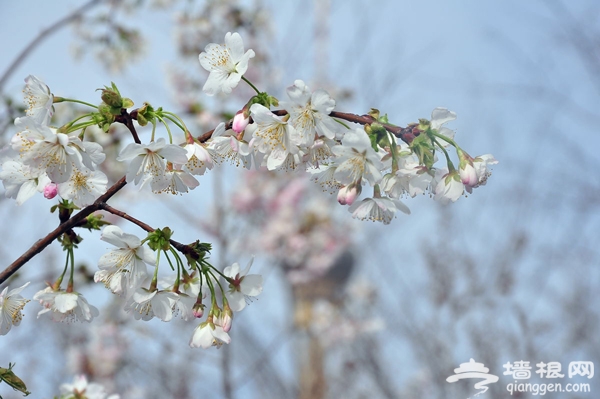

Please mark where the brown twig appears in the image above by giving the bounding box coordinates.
[0,177,126,285]
[195,109,413,144]
[98,203,196,255]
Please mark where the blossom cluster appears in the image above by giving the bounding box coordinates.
[0,31,496,356]
[195,32,498,224]
[0,32,496,225]
[0,76,108,207]
[97,225,262,348]
[0,225,263,350]
[0,76,215,206]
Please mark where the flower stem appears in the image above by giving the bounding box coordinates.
[242,76,261,94]
[156,115,174,144]
[433,137,456,172]
[161,111,187,135]
[67,247,75,293]
[54,97,98,109]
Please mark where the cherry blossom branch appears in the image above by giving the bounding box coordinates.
[97,203,153,232]
[196,109,415,144]
[117,109,142,144]
[0,99,421,285]
[0,177,126,285]
[0,107,141,285]
[98,203,197,256]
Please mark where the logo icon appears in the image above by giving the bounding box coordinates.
[447,358,499,398]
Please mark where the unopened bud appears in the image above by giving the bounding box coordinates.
[220,305,233,332]
[192,299,205,318]
[337,183,361,206]
[458,150,477,186]
[43,183,58,199]
[459,162,477,186]
[101,88,122,108]
[232,111,250,133]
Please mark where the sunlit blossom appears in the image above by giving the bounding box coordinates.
[250,104,300,170]
[95,225,155,297]
[0,159,50,205]
[57,166,108,207]
[281,79,341,144]
[23,75,54,125]
[117,138,188,191]
[198,32,255,95]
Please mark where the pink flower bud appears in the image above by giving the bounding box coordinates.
[232,111,249,133]
[220,307,233,332]
[192,301,205,318]
[43,183,58,199]
[459,163,478,186]
[337,184,360,206]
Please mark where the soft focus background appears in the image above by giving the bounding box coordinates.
[1,1,599,398]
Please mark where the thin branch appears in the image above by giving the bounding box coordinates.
[196,109,413,143]
[98,203,154,232]
[0,177,126,285]
[0,0,104,93]
[98,203,199,256]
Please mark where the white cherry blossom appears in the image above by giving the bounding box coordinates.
[332,128,385,186]
[0,159,50,205]
[23,75,54,125]
[184,141,214,175]
[189,320,231,349]
[348,196,410,225]
[199,32,255,95]
[156,165,199,195]
[224,257,263,312]
[250,104,300,170]
[430,107,457,146]
[57,166,108,207]
[0,282,30,336]
[381,155,433,199]
[433,169,464,204]
[206,122,253,168]
[124,288,179,322]
[59,375,120,399]
[34,288,99,323]
[466,154,498,193]
[281,79,341,144]
[95,225,155,297]
[13,117,90,184]
[117,138,188,191]
[307,164,342,194]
